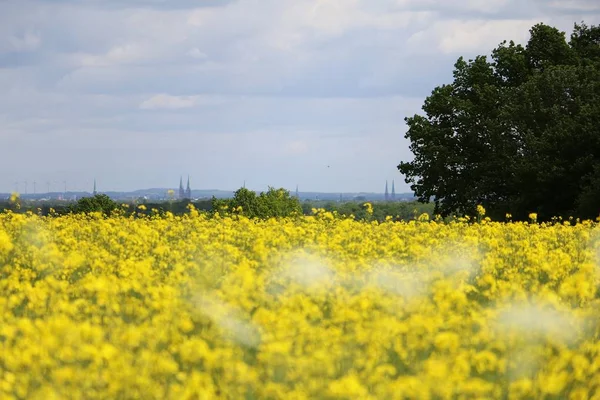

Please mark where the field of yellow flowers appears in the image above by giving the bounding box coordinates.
[1,207,600,399]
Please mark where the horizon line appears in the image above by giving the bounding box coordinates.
[1,187,414,196]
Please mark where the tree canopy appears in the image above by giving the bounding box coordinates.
[71,194,118,215]
[398,22,600,221]
[211,187,302,219]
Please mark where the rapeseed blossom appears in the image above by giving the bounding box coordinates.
[0,211,599,399]
[529,212,538,222]
[476,204,486,216]
[8,193,20,210]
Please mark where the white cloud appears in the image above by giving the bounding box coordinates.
[77,43,152,67]
[283,140,310,155]
[138,94,235,110]
[408,19,538,55]
[438,19,537,54]
[139,94,196,109]
[547,0,600,12]
[186,8,212,27]
[392,0,510,13]
[463,0,512,13]
[187,47,207,59]
[9,31,42,52]
[294,0,431,35]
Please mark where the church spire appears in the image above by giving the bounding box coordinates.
[391,180,396,201]
[185,176,191,199]
[384,180,389,201]
[295,184,299,199]
[179,176,185,199]
[93,179,97,195]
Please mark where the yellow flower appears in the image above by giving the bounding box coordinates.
[0,230,13,254]
[476,204,486,216]
[529,212,538,222]
[0,208,597,398]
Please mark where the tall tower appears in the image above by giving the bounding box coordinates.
[295,185,299,199]
[179,176,185,199]
[391,180,396,201]
[385,180,389,201]
[185,176,191,199]
[93,179,97,195]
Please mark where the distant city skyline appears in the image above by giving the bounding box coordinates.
[1,1,595,194]
[3,177,408,196]
[1,178,415,204]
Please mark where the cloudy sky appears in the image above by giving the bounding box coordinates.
[1,0,598,194]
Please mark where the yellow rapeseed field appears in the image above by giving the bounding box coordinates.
[1,207,599,399]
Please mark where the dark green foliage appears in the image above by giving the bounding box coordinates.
[71,194,118,215]
[129,199,213,216]
[302,200,435,222]
[398,22,600,221]
[0,201,71,216]
[1,197,432,222]
[212,187,302,219]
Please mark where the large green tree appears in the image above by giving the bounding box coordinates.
[398,22,600,221]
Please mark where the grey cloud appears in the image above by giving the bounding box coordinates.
[542,0,600,14]
[2,92,421,137]
[388,0,600,19]
[51,17,456,99]
[0,52,41,68]
[10,0,237,10]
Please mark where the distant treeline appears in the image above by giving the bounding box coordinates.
[0,191,434,222]
[300,200,434,221]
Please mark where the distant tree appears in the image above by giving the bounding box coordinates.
[212,187,301,219]
[232,187,261,216]
[71,194,118,215]
[256,187,302,218]
[301,200,313,215]
[211,188,257,216]
[398,22,600,220]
